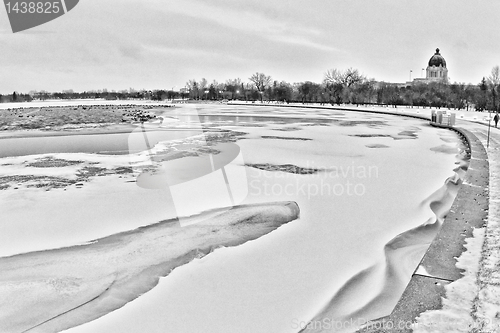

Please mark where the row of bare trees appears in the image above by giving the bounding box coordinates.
[183,73,272,102]
[3,66,500,111]
[0,88,184,103]
[184,67,500,111]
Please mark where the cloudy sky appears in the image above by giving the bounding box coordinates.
[1,0,499,94]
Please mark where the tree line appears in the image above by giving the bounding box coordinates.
[0,89,178,103]
[2,66,500,111]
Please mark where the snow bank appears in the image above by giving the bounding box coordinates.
[0,201,299,333]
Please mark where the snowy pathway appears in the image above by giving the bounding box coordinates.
[409,120,500,332]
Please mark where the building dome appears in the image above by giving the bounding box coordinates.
[428,48,446,67]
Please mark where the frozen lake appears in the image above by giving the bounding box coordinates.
[0,104,465,333]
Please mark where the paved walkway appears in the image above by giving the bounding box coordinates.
[413,119,500,332]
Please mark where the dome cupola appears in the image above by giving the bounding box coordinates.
[428,48,446,67]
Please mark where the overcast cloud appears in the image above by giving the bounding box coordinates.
[1,0,499,93]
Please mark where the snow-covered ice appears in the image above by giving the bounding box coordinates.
[0,104,466,333]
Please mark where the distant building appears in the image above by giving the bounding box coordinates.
[413,48,449,84]
[375,48,450,87]
[426,48,448,83]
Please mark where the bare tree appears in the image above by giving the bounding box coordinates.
[323,69,343,105]
[249,72,272,101]
[489,66,500,85]
[488,66,500,111]
[323,68,366,105]
[324,68,342,85]
[343,68,366,87]
[324,68,365,87]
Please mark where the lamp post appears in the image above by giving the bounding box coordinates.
[409,70,412,82]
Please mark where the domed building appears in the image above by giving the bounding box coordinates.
[426,48,448,83]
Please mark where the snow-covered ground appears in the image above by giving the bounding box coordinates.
[0,103,468,333]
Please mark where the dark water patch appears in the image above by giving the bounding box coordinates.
[272,127,302,132]
[350,134,392,138]
[261,136,312,141]
[246,163,322,174]
[0,129,198,158]
[351,131,418,141]
[113,166,134,174]
[225,123,268,127]
[430,144,459,154]
[366,144,390,148]
[397,130,418,138]
[204,130,248,144]
[302,123,331,127]
[338,120,388,127]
